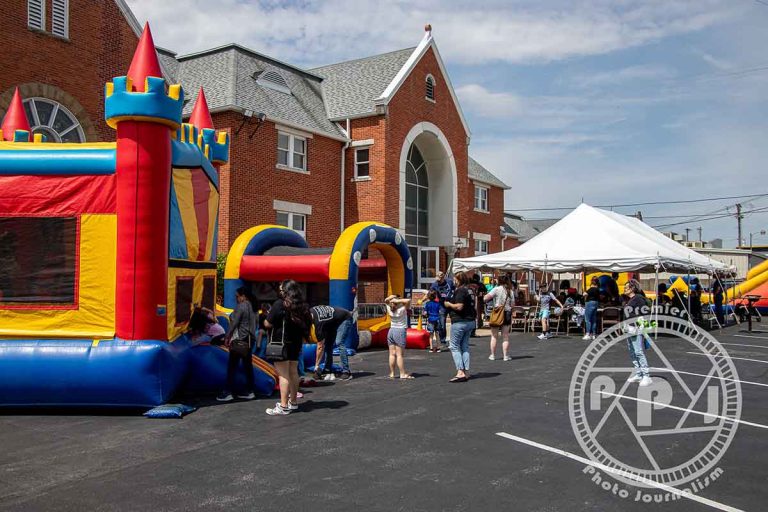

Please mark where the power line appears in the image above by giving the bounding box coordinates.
[504,192,768,213]
[650,205,768,229]
[755,0,768,7]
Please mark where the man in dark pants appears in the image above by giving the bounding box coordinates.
[310,305,354,381]
[607,272,621,305]
[430,271,455,349]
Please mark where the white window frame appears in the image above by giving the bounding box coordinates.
[51,0,68,38]
[425,74,436,102]
[354,146,371,180]
[276,211,307,238]
[474,185,489,212]
[474,239,489,256]
[28,0,45,31]
[277,131,307,172]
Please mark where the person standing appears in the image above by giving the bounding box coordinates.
[264,280,312,415]
[309,305,354,381]
[469,273,487,335]
[583,276,600,341]
[444,272,476,382]
[484,274,514,361]
[713,280,725,327]
[422,290,442,352]
[606,272,621,305]
[217,287,258,401]
[385,295,414,379]
[623,279,652,387]
[429,271,455,349]
[536,285,563,340]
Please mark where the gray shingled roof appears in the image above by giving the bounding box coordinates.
[165,45,345,140]
[468,156,510,190]
[310,48,415,120]
[503,214,554,242]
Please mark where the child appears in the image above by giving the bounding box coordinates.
[385,294,414,379]
[536,286,563,340]
[422,290,442,353]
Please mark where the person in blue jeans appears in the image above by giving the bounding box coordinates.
[623,279,652,387]
[310,305,354,381]
[444,271,476,383]
[430,271,455,348]
[583,276,600,340]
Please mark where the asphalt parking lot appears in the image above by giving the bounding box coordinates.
[1,324,766,511]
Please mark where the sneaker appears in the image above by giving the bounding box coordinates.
[323,373,336,381]
[488,354,496,361]
[216,392,233,402]
[266,404,291,415]
[339,372,353,381]
[627,373,642,383]
[537,333,546,340]
[591,335,597,341]
[296,391,304,399]
[639,376,653,387]
[503,356,512,362]
[582,335,591,341]
[236,392,255,400]
[280,401,298,411]
[545,332,554,339]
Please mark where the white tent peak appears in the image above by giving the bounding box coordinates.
[452,203,731,273]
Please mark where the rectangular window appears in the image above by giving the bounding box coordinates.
[202,276,216,310]
[51,0,68,38]
[474,239,489,256]
[175,277,194,325]
[355,148,370,178]
[28,0,45,30]
[0,217,77,305]
[276,211,306,238]
[474,185,489,212]
[277,131,307,171]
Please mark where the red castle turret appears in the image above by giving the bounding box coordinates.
[107,23,183,341]
[126,23,163,93]
[189,88,214,130]
[1,88,32,142]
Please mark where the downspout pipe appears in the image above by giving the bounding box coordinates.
[340,118,351,232]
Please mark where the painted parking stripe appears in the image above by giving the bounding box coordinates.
[650,367,768,389]
[685,352,768,365]
[599,391,768,430]
[495,432,743,512]
[720,343,768,349]
[733,334,768,340]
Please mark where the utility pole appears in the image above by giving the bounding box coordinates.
[697,227,702,242]
[736,203,743,248]
[685,228,691,242]
[635,210,643,221]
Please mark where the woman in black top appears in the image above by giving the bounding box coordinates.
[583,276,600,340]
[264,279,311,415]
[217,287,258,402]
[444,272,476,382]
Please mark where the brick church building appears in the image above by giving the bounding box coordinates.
[1,0,511,291]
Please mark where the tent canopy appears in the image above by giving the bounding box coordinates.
[452,204,732,274]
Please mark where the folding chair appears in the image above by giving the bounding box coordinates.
[601,307,621,333]
[509,307,527,333]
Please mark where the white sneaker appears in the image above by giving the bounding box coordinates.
[503,356,512,361]
[279,401,298,411]
[591,335,596,340]
[488,354,496,361]
[537,333,546,340]
[323,373,336,381]
[627,373,642,383]
[266,404,291,415]
[236,392,255,400]
[639,376,653,387]
[545,333,554,339]
[582,335,591,341]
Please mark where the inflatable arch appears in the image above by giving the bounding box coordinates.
[223,222,414,349]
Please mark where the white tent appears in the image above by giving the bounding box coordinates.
[452,204,732,273]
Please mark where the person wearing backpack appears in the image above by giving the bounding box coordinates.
[484,274,514,361]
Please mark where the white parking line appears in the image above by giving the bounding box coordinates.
[495,432,743,512]
[685,352,768,365]
[599,391,768,430]
[734,334,768,340]
[720,343,768,349]
[650,367,768,388]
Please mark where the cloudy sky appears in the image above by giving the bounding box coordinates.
[125,0,768,247]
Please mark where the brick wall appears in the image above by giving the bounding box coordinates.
[468,183,506,254]
[214,112,344,252]
[0,0,138,142]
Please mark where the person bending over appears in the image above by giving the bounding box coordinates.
[310,305,354,381]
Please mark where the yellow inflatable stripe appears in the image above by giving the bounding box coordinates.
[205,182,218,261]
[224,224,293,279]
[172,169,201,261]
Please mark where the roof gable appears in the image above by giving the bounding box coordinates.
[469,157,510,189]
[376,31,471,138]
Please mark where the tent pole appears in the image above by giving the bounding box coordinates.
[654,260,659,340]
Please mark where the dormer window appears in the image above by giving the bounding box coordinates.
[255,70,291,95]
[425,75,435,102]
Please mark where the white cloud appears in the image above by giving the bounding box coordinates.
[124,0,743,66]
[455,85,523,118]
[571,65,675,89]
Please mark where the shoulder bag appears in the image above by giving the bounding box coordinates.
[229,307,253,357]
[489,290,509,328]
[265,318,286,362]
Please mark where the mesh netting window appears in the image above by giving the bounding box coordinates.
[202,276,216,310]
[175,277,194,325]
[0,217,77,305]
